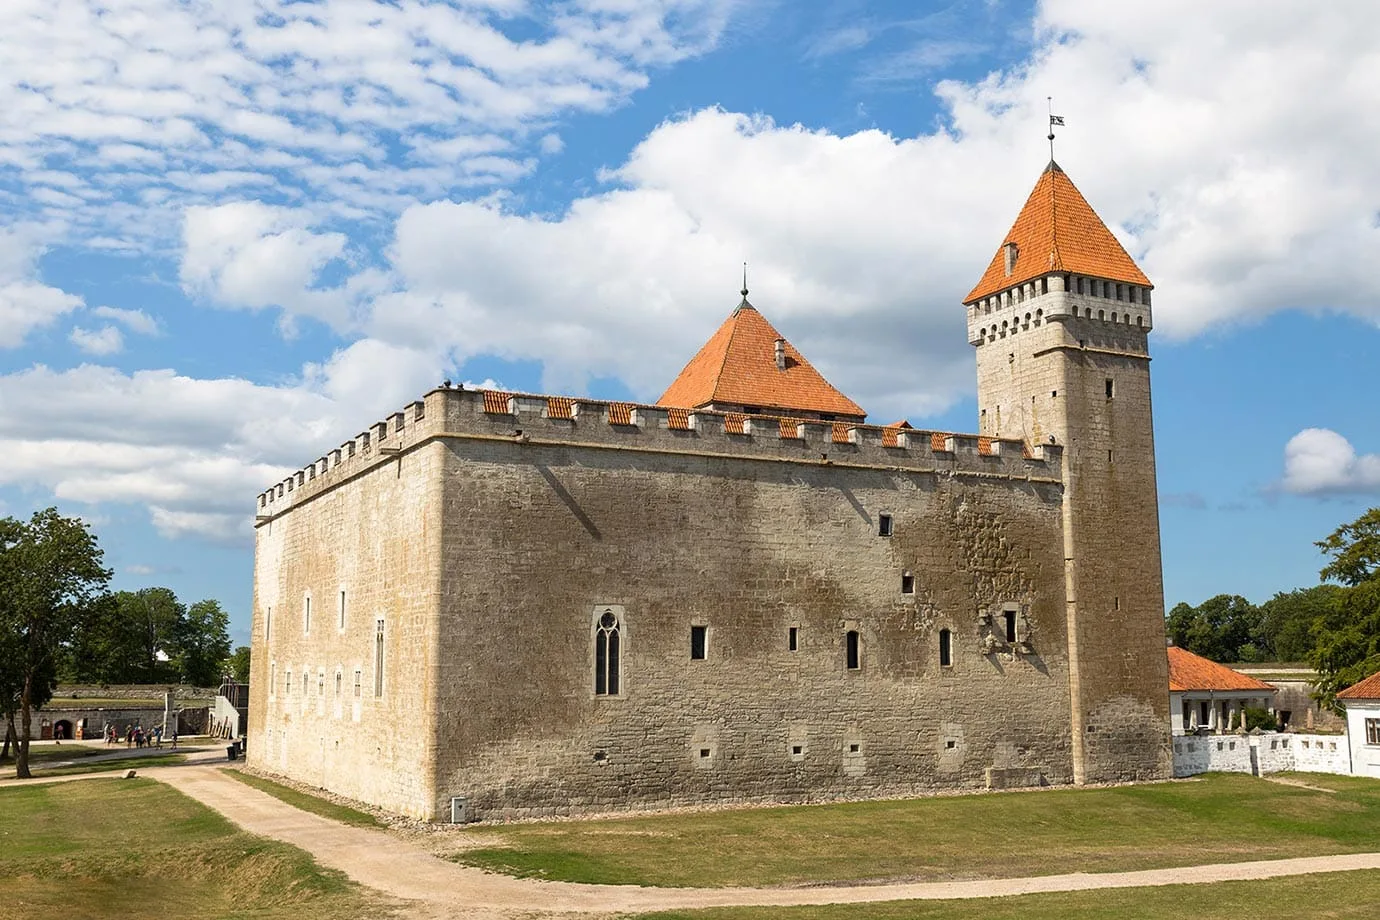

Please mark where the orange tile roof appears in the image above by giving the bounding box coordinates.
[1167,647,1277,693]
[483,391,513,414]
[965,161,1152,304]
[779,417,802,439]
[608,402,634,425]
[666,407,692,430]
[1337,670,1380,701]
[546,396,575,419]
[724,413,748,434]
[657,301,866,420]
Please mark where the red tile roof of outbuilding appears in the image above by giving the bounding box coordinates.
[1167,646,1277,693]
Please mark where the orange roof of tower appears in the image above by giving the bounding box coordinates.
[965,161,1152,304]
[1166,647,1277,693]
[658,295,866,420]
[1337,671,1380,701]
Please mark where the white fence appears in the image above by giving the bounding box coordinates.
[1172,733,1350,778]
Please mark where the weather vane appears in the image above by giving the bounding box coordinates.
[1047,96,1064,161]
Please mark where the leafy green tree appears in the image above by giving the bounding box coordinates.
[1259,585,1343,663]
[225,646,251,685]
[1310,508,1380,711]
[175,600,231,687]
[1166,594,1265,662]
[0,509,111,778]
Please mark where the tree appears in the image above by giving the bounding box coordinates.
[1259,585,1343,663]
[0,509,111,779]
[1310,508,1380,711]
[1166,594,1265,662]
[225,646,251,684]
[175,600,231,687]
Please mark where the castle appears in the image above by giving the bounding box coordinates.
[247,160,1172,820]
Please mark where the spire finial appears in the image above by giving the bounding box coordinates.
[741,261,749,299]
[1046,97,1064,163]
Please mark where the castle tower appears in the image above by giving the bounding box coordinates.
[965,161,1170,783]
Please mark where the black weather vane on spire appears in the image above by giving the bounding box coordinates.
[739,261,750,307]
[1047,97,1064,162]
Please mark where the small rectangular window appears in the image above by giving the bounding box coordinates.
[334,671,342,697]
[265,606,272,642]
[285,670,292,696]
[374,619,385,698]
[791,745,803,756]
[1105,378,1114,398]
[1367,718,1380,746]
[338,590,346,630]
[788,626,798,651]
[846,630,860,670]
[939,629,952,667]
[901,573,915,594]
[1004,610,1018,643]
[848,743,860,753]
[878,514,893,537]
[353,669,362,699]
[690,625,707,660]
[270,662,277,699]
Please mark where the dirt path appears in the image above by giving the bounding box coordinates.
[151,766,1380,919]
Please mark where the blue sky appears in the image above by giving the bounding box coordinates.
[2,0,1378,648]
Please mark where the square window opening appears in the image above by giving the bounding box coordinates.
[699,748,711,759]
[792,745,803,756]
[946,739,957,749]
[848,743,860,754]
[878,513,893,537]
[901,572,915,594]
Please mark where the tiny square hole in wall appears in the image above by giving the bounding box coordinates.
[792,745,803,755]
[848,743,860,754]
[878,513,893,537]
[699,748,711,759]
[788,626,798,651]
[901,573,915,594]
[690,625,707,660]
[1051,389,1058,397]
[946,740,957,749]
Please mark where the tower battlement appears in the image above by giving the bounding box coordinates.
[967,272,1153,348]
[255,387,1062,519]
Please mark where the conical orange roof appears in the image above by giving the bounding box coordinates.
[658,299,866,419]
[965,161,1151,304]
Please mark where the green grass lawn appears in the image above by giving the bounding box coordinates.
[452,773,1380,888]
[221,770,387,828]
[636,870,1380,920]
[0,778,392,920]
[2,743,196,778]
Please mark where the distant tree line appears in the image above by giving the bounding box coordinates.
[1169,507,1380,710]
[1,507,242,778]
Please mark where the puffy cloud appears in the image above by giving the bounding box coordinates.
[1281,429,1380,496]
[69,324,124,355]
[0,340,444,543]
[0,226,85,348]
[92,305,160,336]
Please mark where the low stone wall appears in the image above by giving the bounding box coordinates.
[1172,732,1350,777]
[55,684,217,702]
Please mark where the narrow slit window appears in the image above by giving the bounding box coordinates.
[901,572,915,594]
[265,606,272,642]
[878,513,893,537]
[594,610,620,696]
[1105,378,1115,398]
[788,626,798,651]
[939,629,952,667]
[374,619,385,698]
[303,595,311,635]
[285,670,292,696]
[270,663,277,699]
[846,630,860,670]
[1003,610,1018,643]
[334,671,342,697]
[690,625,707,660]
[353,669,361,698]
[338,590,346,630]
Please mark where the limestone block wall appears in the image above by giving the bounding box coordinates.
[247,401,446,819]
[429,389,1074,819]
[1172,733,1351,777]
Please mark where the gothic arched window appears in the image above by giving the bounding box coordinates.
[594,610,621,696]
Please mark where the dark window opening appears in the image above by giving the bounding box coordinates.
[878,513,893,537]
[373,619,385,697]
[595,610,621,695]
[743,405,761,415]
[1105,378,1115,398]
[939,628,952,667]
[792,745,803,755]
[946,739,957,749]
[699,748,711,759]
[901,572,915,594]
[1115,596,1121,611]
[788,626,798,651]
[1003,610,1017,643]
[846,630,860,670]
[690,625,707,660]
[1108,449,1115,463]
[848,743,860,753]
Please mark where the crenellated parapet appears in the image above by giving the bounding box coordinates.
[966,272,1153,349]
[255,388,1062,520]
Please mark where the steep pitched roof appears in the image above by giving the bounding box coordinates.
[657,300,866,419]
[964,161,1152,304]
[1167,646,1277,693]
[1337,670,1380,701]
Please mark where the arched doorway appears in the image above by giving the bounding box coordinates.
[54,719,73,741]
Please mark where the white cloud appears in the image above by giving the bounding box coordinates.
[0,226,85,348]
[0,0,739,240]
[0,341,444,543]
[92,305,160,336]
[1281,428,1380,496]
[69,324,125,355]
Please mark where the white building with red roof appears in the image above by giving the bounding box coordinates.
[1338,671,1380,779]
[1168,646,1276,734]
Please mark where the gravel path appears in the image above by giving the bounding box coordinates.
[152,766,1380,919]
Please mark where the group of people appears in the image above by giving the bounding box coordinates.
[102,723,178,750]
